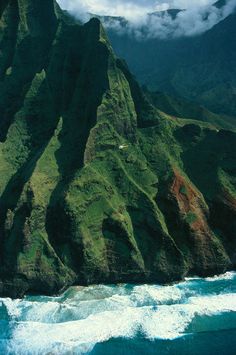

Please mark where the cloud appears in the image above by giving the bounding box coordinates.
[57,0,236,38]
[58,0,160,21]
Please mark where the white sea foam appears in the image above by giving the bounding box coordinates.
[7,307,144,354]
[1,272,236,354]
[130,284,184,306]
[205,271,236,282]
[189,293,236,314]
[0,298,21,319]
[185,271,236,282]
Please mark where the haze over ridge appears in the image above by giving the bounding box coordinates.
[58,0,236,38]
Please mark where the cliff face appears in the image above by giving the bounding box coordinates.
[0,0,235,298]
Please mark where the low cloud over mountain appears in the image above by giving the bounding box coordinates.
[58,0,236,38]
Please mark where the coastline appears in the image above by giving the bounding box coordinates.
[0,267,234,299]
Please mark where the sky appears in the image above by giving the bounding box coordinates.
[57,0,236,38]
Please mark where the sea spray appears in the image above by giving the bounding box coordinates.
[0,272,235,354]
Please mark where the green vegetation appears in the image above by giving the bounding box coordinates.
[0,0,235,297]
[184,212,198,225]
[180,185,188,196]
[145,89,236,132]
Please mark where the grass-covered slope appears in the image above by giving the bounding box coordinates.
[0,0,235,297]
[145,89,236,132]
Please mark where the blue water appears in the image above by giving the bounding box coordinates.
[0,272,236,355]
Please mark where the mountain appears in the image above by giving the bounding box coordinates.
[105,2,236,117]
[145,89,236,132]
[0,0,235,298]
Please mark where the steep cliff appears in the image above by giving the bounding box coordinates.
[0,0,235,297]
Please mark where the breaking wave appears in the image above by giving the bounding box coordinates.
[0,272,236,354]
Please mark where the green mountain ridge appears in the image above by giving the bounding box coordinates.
[0,0,235,298]
[145,89,236,132]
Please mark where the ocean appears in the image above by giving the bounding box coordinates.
[0,272,236,355]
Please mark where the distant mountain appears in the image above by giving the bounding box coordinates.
[145,89,236,131]
[105,2,236,117]
[0,0,235,298]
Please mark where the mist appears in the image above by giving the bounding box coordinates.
[57,0,236,39]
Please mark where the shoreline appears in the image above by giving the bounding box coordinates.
[0,268,234,299]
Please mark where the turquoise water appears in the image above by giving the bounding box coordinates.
[0,272,236,355]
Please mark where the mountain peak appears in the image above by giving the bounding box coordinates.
[17,0,57,35]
